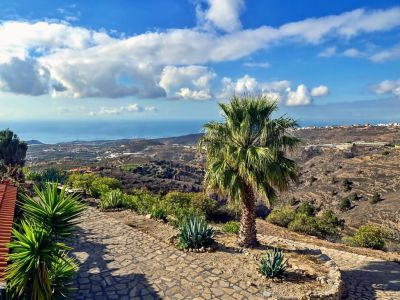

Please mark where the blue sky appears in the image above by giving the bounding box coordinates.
[0,0,399,125]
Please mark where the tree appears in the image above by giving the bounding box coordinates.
[0,129,27,180]
[199,95,299,247]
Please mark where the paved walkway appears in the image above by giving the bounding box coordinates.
[71,207,265,300]
[258,235,400,300]
[71,207,400,299]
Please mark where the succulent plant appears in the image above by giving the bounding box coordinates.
[179,215,214,249]
[259,248,287,278]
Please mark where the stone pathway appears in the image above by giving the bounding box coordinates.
[71,207,265,300]
[258,235,400,300]
[71,207,400,299]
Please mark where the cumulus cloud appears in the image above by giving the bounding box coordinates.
[318,46,337,57]
[0,6,399,98]
[218,75,328,106]
[202,0,245,32]
[311,85,329,97]
[371,80,400,96]
[89,104,157,116]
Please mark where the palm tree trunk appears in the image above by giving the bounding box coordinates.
[237,183,258,247]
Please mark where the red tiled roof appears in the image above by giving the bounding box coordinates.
[0,184,17,282]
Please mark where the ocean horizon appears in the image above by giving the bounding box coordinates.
[0,119,391,144]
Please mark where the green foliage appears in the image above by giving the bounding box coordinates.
[126,189,159,214]
[221,221,240,234]
[179,215,214,249]
[67,173,98,194]
[90,176,121,198]
[121,163,140,172]
[349,192,359,202]
[382,150,390,156]
[288,213,320,236]
[0,129,27,167]
[316,210,344,237]
[149,206,168,221]
[25,167,67,186]
[266,206,296,227]
[297,201,316,216]
[99,189,125,211]
[346,224,389,250]
[342,179,352,192]
[6,183,83,299]
[163,191,217,219]
[340,197,352,211]
[21,183,85,240]
[371,192,382,204]
[259,248,287,278]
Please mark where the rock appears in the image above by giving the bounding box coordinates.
[263,290,272,298]
[145,214,151,219]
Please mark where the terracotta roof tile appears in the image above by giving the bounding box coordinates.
[0,184,17,282]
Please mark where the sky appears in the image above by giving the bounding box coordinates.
[0,0,400,125]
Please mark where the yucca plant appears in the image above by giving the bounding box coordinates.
[99,189,124,211]
[179,215,214,249]
[50,255,78,299]
[259,248,287,278]
[6,222,75,300]
[20,182,85,240]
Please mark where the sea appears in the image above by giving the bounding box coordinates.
[0,119,385,145]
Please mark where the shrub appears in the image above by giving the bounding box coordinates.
[149,206,167,221]
[382,150,390,156]
[288,213,320,236]
[342,179,352,192]
[266,206,296,227]
[346,224,389,250]
[90,176,121,198]
[163,191,217,219]
[371,192,382,204]
[349,192,359,202]
[222,221,240,234]
[297,201,316,216]
[128,189,159,214]
[40,167,67,184]
[67,173,98,195]
[99,190,125,211]
[179,215,214,249]
[259,248,287,278]
[340,197,352,211]
[316,210,344,237]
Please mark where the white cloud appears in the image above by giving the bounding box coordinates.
[318,46,337,57]
[218,75,328,106]
[89,104,157,116]
[343,48,362,57]
[0,6,399,98]
[198,0,245,32]
[311,85,329,97]
[372,80,400,96]
[369,44,400,62]
[159,65,215,100]
[243,61,270,68]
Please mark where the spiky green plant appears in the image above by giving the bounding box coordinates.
[99,189,124,211]
[179,215,214,249]
[6,222,75,300]
[259,248,287,278]
[20,182,85,240]
[199,95,299,247]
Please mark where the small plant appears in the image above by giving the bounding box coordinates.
[349,192,359,202]
[222,221,240,234]
[99,190,124,211]
[287,213,319,236]
[382,150,390,156]
[371,192,382,204]
[342,179,352,192]
[179,215,214,249]
[340,197,352,211]
[346,224,389,250]
[316,210,344,237]
[266,206,296,227]
[297,201,316,216]
[259,248,287,278]
[149,206,168,221]
[89,176,121,198]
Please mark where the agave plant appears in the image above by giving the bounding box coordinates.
[259,248,287,278]
[6,222,75,300]
[20,182,85,240]
[99,189,124,211]
[179,215,214,249]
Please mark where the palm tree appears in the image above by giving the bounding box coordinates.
[199,95,300,247]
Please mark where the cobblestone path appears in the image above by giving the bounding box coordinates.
[258,235,400,300]
[71,207,399,299]
[71,207,266,300]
